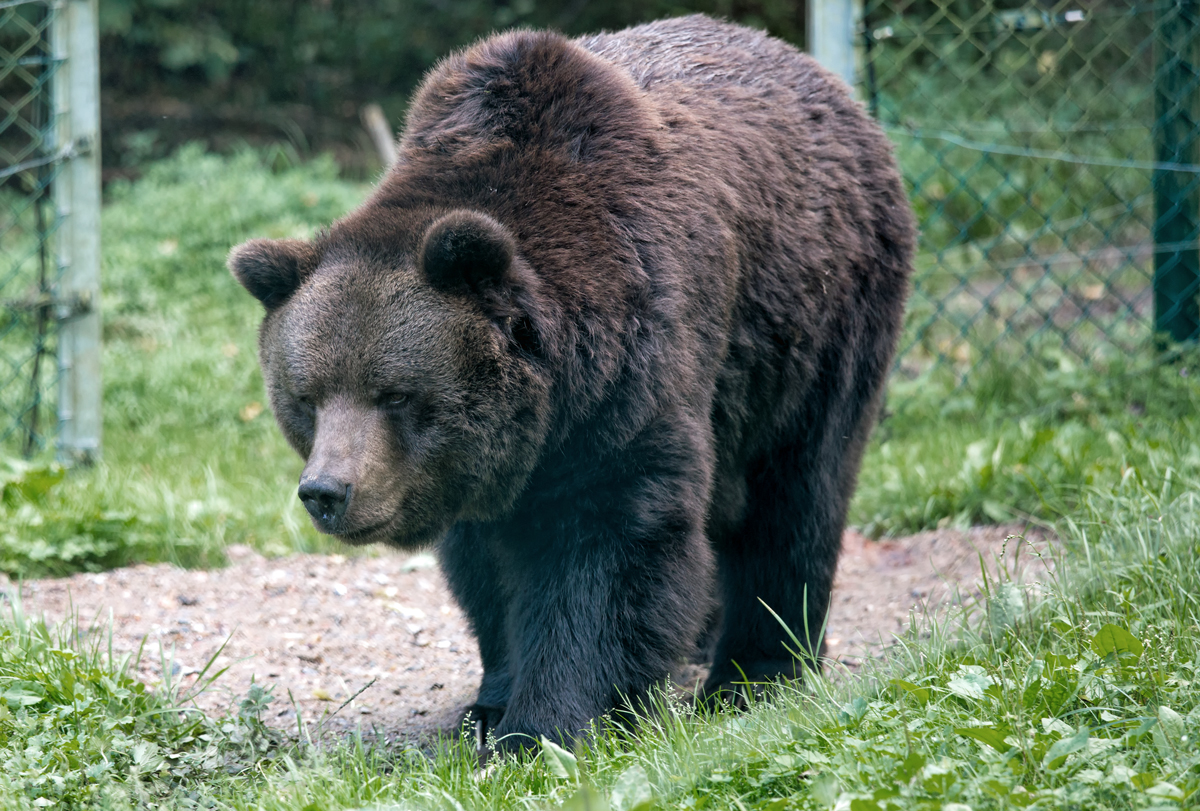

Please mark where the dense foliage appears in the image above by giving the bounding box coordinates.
[98,0,806,98]
[97,0,805,170]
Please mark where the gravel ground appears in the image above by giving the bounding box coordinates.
[10,523,1052,745]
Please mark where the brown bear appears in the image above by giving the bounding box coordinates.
[228,14,914,753]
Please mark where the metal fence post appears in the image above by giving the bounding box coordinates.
[51,0,101,462]
[808,0,859,89]
[1153,0,1200,345]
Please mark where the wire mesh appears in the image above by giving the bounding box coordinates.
[1,0,61,457]
[861,0,1200,381]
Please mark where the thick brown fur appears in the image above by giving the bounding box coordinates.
[228,15,914,754]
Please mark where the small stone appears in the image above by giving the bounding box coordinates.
[401,554,436,572]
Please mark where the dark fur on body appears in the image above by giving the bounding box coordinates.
[228,15,914,752]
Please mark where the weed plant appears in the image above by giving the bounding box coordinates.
[0,597,280,807]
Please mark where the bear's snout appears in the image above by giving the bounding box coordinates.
[298,475,352,532]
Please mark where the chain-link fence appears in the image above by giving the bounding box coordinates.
[857,0,1199,381]
[1,0,58,457]
[1,0,100,461]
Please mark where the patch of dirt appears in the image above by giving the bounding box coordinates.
[9,524,1052,744]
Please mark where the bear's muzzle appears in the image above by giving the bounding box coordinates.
[298,475,352,532]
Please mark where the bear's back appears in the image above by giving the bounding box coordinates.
[578,15,832,101]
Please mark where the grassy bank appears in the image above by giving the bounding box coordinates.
[852,347,1200,535]
[2,460,1196,808]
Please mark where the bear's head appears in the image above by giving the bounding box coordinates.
[228,209,552,548]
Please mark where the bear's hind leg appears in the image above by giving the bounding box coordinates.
[704,362,885,700]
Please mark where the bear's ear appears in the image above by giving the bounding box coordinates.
[227,238,315,309]
[420,210,517,295]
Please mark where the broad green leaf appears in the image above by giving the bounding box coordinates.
[987,581,1025,633]
[0,459,64,503]
[2,683,46,707]
[1125,716,1159,744]
[947,665,994,700]
[610,764,653,811]
[982,779,1011,797]
[895,752,925,783]
[982,499,1011,522]
[921,763,957,796]
[540,736,578,781]
[1157,705,1185,739]
[562,787,608,811]
[890,679,930,704]
[1009,790,1038,807]
[839,696,869,724]
[1041,717,1073,736]
[1090,624,1143,658]
[1130,772,1157,790]
[1145,782,1184,799]
[956,724,1012,752]
[1042,727,1089,769]
[810,772,839,808]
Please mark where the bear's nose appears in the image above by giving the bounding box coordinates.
[298,476,352,531]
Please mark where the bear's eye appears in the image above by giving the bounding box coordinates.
[380,392,410,410]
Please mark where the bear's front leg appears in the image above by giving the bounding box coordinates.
[489,456,715,754]
[439,524,514,747]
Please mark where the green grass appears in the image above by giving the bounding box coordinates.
[0,149,1198,808]
[851,347,1200,536]
[2,459,1195,808]
[1,146,369,576]
[0,598,281,808]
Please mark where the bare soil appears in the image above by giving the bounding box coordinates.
[10,524,1052,745]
